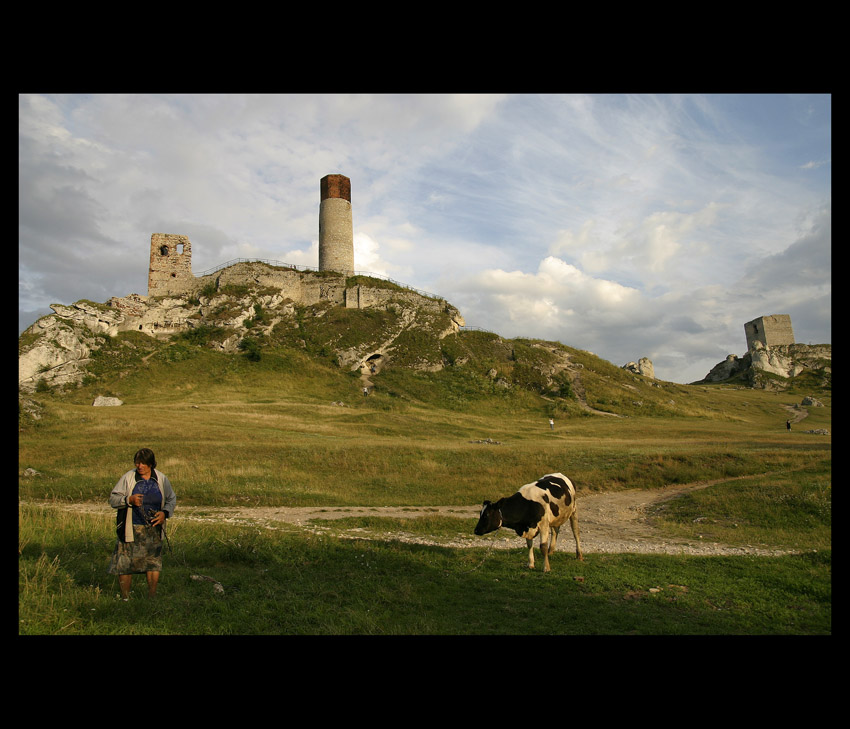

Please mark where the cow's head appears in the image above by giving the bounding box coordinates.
[474,500,502,535]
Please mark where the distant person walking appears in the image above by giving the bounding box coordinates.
[786,419,792,432]
[108,448,176,600]
[363,386,369,397]
[549,418,554,430]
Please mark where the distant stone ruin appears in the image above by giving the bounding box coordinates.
[318,174,354,276]
[148,174,355,297]
[148,233,194,296]
[699,314,830,389]
[744,314,795,351]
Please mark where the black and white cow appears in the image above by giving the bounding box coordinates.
[474,473,583,572]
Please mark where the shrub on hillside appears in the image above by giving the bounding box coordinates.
[239,336,262,362]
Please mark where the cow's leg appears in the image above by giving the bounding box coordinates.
[526,538,535,569]
[539,523,552,572]
[570,511,584,561]
[549,525,560,555]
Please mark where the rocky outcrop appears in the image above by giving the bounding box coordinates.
[19,315,97,391]
[18,269,466,393]
[749,341,806,378]
[50,300,126,335]
[698,343,831,389]
[702,353,750,383]
[92,396,123,407]
[622,357,655,379]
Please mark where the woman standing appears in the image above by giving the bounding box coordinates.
[108,448,176,600]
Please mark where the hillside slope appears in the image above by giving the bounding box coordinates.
[19,270,460,390]
[18,272,830,423]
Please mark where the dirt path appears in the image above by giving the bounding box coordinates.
[33,477,796,557]
[783,404,810,425]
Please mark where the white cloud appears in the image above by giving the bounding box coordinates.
[452,255,646,345]
[548,202,727,293]
[353,232,402,278]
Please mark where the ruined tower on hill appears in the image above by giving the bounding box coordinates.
[148,233,193,296]
[318,173,354,276]
[744,314,795,351]
[147,174,355,296]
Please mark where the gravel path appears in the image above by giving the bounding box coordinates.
[35,478,797,557]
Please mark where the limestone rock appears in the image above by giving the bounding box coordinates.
[50,300,125,335]
[703,354,746,383]
[699,342,830,389]
[93,396,123,407]
[622,357,655,379]
[18,316,94,391]
[749,341,804,378]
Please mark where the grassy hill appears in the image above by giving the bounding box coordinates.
[19,306,831,508]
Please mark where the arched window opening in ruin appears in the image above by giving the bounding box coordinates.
[160,245,169,256]
[177,243,184,255]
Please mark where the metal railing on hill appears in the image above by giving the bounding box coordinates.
[195,258,443,301]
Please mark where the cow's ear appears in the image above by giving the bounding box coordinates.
[482,500,491,507]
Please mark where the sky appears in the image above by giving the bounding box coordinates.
[19,93,831,384]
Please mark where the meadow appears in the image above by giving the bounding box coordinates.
[19,339,831,635]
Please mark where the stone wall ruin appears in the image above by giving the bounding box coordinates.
[744,314,795,351]
[148,233,194,296]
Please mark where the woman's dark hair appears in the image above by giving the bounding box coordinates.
[134,448,157,469]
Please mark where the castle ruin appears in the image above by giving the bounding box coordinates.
[744,314,795,351]
[147,173,355,296]
[318,174,354,276]
[148,233,194,296]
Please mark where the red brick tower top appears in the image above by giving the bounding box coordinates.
[321,174,351,202]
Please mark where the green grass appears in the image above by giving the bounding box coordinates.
[18,503,830,635]
[651,467,831,550]
[18,386,830,507]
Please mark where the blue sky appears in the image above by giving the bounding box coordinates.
[19,93,831,383]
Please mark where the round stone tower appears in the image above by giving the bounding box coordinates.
[318,174,354,275]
